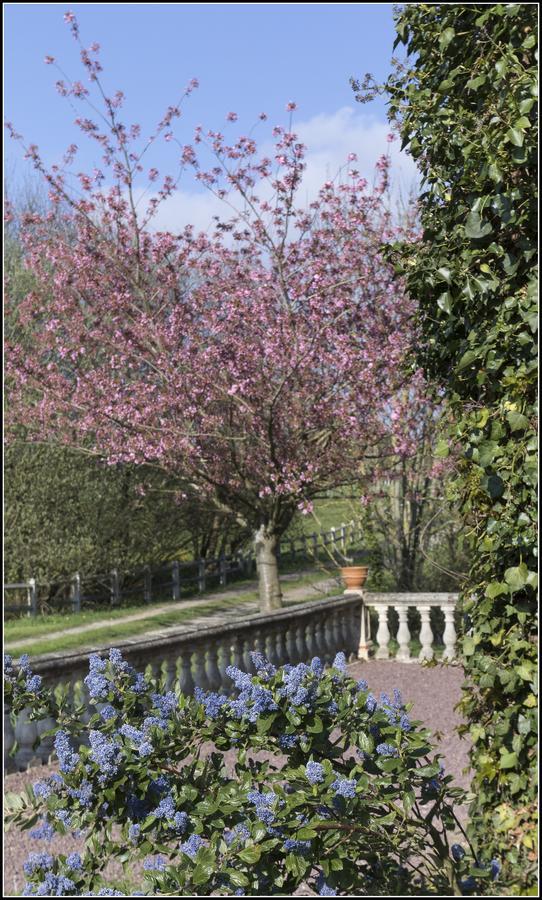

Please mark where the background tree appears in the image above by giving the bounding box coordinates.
[360,4,537,890]
[6,14,420,612]
[4,178,248,596]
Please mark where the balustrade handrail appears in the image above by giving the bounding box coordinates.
[365,592,459,606]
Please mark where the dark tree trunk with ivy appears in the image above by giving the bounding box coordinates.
[362,3,537,891]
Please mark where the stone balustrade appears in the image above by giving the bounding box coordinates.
[4,590,460,772]
[4,594,362,772]
[363,592,459,663]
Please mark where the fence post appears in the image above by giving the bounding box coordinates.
[71,573,81,614]
[330,527,336,554]
[219,555,227,587]
[27,578,37,618]
[172,561,180,601]
[143,566,152,604]
[110,569,120,607]
[340,523,347,553]
[198,559,206,593]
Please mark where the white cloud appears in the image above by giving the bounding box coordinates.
[142,107,419,234]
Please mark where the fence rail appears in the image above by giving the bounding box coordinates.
[4,520,363,618]
[4,589,461,772]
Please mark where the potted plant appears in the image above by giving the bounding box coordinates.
[338,551,369,590]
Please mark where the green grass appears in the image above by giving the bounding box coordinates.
[4,577,258,643]
[5,571,339,658]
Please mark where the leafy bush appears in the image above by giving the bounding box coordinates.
[359,4,538,890]
[5,651,501,896]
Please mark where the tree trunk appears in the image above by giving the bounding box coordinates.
[254,524,283,612]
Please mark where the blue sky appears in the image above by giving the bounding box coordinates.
[5,3,417,228]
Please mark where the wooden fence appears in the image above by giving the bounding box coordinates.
[4,520,363,618]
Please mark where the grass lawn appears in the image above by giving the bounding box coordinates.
[4,570,339,658]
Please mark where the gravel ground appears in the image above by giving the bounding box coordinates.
[4,660,471,895]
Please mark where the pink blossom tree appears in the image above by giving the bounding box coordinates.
[6,14,419,610]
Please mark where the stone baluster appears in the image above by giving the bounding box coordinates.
[4,707,16,773]
[395,605,412,662]
[314,616,327,662]
[331,611,343,657]
[442,605,457,660]
[375,605,391,660]
[418,606,434,661]
[356,599,370,661]
[305,619,318,660]
[253,631,265,664]
[296,622,309,663]
[164,657,179,692]
[285,624,298,665]
[338,610,350,658]
[275,628,288,666]
[322,615,335,663]
[231,637,244,672]
[216,639,231,689]
[206,645,222,692]
[193,647,210,691]
[265,630,279,667]
[179,649,195,696]
[242,638,254,674]
[14,707,39,769]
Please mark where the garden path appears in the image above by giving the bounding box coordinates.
[5,573,338,652]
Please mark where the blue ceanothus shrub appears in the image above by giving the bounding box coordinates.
[4,651,500,896]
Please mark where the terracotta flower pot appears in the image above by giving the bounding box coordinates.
[340,566,369,590]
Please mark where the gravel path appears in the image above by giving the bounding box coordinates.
[3,659,470,895]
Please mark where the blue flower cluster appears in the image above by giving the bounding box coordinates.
[88,730,121,782]
[33,774,63,801]
[278,661,321,710]
[29,817,55,841]
[247,790,279,826]
[194,687,228,719]
[68,779,93,808]
[25,674,43,692]
[150,691,178,717]
[142,855,166,871]
[332,651,347,674]
[249,650,277,681]
[278,733,298,749]
[330,777,357,799]
[119,723,153,757]
[66,853,82,871]
[305,761,325,784]
[54,730,80,774]
[23,854,54,876]
[224,823,250,846]
[224,665,278,723]
[180,833,206,860]
[315,872,337,896]
[376,743,398,757]
[128,823,141,844]
[283,838,311,855]
[23,873,76,896]
[85,655,110,701]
